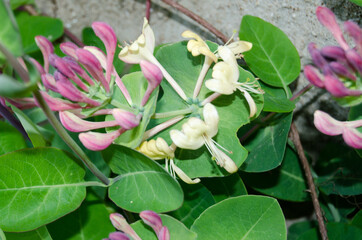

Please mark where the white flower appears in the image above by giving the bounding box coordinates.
[170,103,238,173]
[205,46,262,117]
[137,138,200,184]
[118,18,155,64]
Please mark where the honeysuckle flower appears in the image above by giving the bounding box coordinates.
[35,36,54,73]
[140,60,163,106]
[107,211,170,240]
[112,109,141,130]
[137,138,200,184]
[205,46,262,117]
[170,103,238,173]
[79,129,126,151]
[314,110,362,149]
[119,18,187,100]
[181,30,217,63]
[59,111,118,132]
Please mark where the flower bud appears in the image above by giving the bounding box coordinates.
[157,226,170,240]
[79,130,123,151]
[316,6,348,50]
[63,56,94,85]
[324,75,362,97]
[59,111,118,132]
[320,46,346,60]
[112,109,140,130]
[92,22,117,83]
[140,60,163,106]
[308,43,328,70]
[29,58,45,75]
[108,232,130,240]
[329,62,356,81]
[35,36,54,73]
[60,42,79,59]
[109,213,141,240]
[39,91,80,111]
[304,65,325,88]
[345,49,362,75]
[313,110,344,136]
[49,54,88,91]
[41,73,58,92]
[342,127,362,149]
[76,48,110,92]
[140,211,163,235]
[344,21,362,55]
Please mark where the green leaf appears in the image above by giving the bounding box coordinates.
[15,11,63,54]
[0,121,26,155]
[82,27,124,75]
[191,195,286,240]
[10,0,34,10]
[316,144,362,195]
[169,183,215,228]
[351,211,362,230]
[349,0,362,7]
[260,82,295,112]
[0,1,23,60]
[132,214,197,240]
[107,72,158,148]
[240,113,292,172]
[201,173,247,202]
[5,226,52,240]
[239,15,300,98]
[297,222,362,240]
[241,146,310,202]
[47,192,114,240]
[11,105,48,147]
[153,41,264,178]
[0,147,86,232]
[320,195,356,222]
[103,145,183,213]
[288,221,317,240]
[0,74,37,98]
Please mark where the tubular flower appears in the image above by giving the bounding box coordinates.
[314,110,362,149]
[304,7,362,98]
[170,103,238,173]
[181,30,217,63]
[106,211,170,240]
[205,46,262,117]
[137,138,200,184]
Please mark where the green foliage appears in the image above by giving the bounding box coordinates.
[0,148,86,232]
[0,121,26,155]
[241,146,310,202]
[190,195,287,240]
[104,145,183,212]
[169,183,215,228]
[5,226,52,240]
[15,11,63,53]
[9,0,35,10]
[260,82,295,112]
[297,222,362,240]
[240,113,293,172]
[0,0,23,61]
[348,0,362,6]
[288,221,317,240]
[47,192,114,240]
[0,74,37,98]
[351,211,362,230]
[239,15,300,98]
[201,173,247,202]
[132,214,197,240]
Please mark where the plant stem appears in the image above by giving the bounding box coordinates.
[161,0,229,43]
[33,90,110,185]
[152,108,193,119]
[143,115,184,140]
[201,92,221,105]
[289,123,328,240]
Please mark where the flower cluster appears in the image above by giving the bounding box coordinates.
[105,211,170,240]
[304,7,362,149]
[304,6,362,98]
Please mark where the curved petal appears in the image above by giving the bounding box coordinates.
[342,127,362,149]
[205,78,235,95]
[79,130,122,151]
[171,160,201,185]
[203,103,219,137]
[170,129,203,150]
[313,110,344,136]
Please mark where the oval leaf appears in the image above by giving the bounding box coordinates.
[103,145,183,213]
[0,121,26,155]
[191,195,286,240]
[0,74,37,98]
[5,226,52,240]
[240,15,300,97]
[241,146,310,202]
[297,222,362,240]
[0,147,86,232]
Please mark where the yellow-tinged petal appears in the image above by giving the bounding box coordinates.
[203,103,219,138]
[182,30,217,63]
[227,41,252,55]
[171,160,201,184]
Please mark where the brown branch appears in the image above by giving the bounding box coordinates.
[145,0,151,21]
[22,5,84,47]
[161,0,229,43]
[289,123,328,240]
